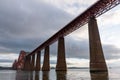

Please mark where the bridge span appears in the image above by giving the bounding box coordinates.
[13,0,120,72]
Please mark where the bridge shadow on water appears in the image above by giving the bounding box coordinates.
[90,72,108,80]
[15,70,108,80]
[15,71,66,80]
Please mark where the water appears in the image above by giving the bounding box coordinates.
[0,68,120,80]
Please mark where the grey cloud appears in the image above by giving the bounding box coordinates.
[48,37,120,60]
[0,0,73,38]
[103,45,120,59]
[0,0,73,54]
[0,59,13,63]
[0,0,120,61]
[65,37,120,60]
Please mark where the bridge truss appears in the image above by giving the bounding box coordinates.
[28,0,120,56]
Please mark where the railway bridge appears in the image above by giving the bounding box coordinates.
[12,0,120,72]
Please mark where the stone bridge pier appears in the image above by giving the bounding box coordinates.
[56,37,67,71]
[42,46,50,71]
[35,51,41,71]
[88,16,108,72]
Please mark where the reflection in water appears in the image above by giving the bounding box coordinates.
[56,71,67,80]
[2,69,120,80]
[42,71,49,80]
[16,70,33,80]
[30,72,33,80]
[15,71,22,80]
[16,71,41,80]
[15,70,108,80]
[90,72,108,80]
[35,71,40,80]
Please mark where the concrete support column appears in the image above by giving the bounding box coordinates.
[23,57,27,70]
[42,46,50,71]
[28,56,32,71]
[24,56,31,71]
[35,51,41,71]
[56,37,67,71]
[88,16,108,72]
[31,54,35,71]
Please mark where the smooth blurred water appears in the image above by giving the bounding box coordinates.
[0,68,120,80]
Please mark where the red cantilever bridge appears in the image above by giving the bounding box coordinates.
[13,0,120,72]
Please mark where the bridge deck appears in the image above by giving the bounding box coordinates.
[27,0,120,56]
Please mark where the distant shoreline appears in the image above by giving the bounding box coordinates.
[0,66,117,70]
[0,66,89,70]
[0,66,12,70]
[51,67,89,69]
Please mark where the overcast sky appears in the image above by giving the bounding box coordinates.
[0,0,120,67]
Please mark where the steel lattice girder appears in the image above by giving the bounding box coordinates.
[27,0,120,56]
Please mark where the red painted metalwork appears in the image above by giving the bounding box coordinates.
[12,51,26,70]
[27,0,120,56]
[12,60,18,69]
[17,51,26,69]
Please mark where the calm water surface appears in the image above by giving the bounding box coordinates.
[0,68,120,80]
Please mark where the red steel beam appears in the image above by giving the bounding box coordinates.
[27,0,120,56]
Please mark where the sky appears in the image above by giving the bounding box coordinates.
[0,0,120,68]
